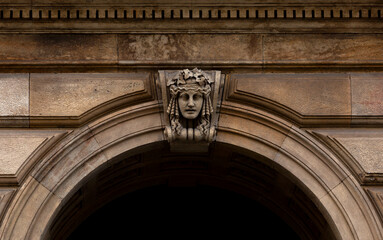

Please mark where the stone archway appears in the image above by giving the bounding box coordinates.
[0,100,381,240]
[48,142,334,240]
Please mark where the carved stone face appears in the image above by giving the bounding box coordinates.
[178,89,203,120]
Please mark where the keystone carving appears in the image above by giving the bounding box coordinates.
[159,68,222,145]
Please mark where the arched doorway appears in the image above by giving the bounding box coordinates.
[49,144,335,240]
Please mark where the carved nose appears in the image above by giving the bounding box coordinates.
[188,98,195,107]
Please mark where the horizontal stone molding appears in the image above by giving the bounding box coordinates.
[0,20,383,35]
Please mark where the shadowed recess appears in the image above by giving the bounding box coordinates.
[48,144,336,240]
[67,185,300,239]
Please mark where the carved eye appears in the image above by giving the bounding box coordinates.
[180,93,189,101]
[193,94,202,101]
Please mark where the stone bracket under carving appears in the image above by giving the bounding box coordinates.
[158,68,223,152]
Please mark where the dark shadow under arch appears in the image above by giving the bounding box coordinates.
[68,185,300,239]
[49,143,336,240]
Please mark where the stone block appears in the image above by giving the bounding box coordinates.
[30,73,147,117]
[218,113,289,147]
[4,177,58,240]
[0,34,117,63]
[280,135,344,191]
[230,73,351,116]
[319,190,354,240]
[326,179,374,240]
[27,190,61,239]
[336,137,383,174]
[118,34,262,63]
[0,136,46,175]
[215,130,280,163]
[92,112,164,160]
[351,73,383,115]
[264,34,383,64]
[38,134,104,192]
[53,151,108,199]
[0,74,29,116]
[273,152,328,200]
[101,129,164,163]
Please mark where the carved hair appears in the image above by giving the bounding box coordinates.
[166,68,214,136]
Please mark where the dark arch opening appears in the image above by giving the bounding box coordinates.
[67,185,299,239]
[48,143,336,240]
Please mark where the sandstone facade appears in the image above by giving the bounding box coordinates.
[0,1,383,239]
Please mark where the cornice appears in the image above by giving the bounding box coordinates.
[2,0,383,7]
[0,3,381,34]
[0,4,381,20]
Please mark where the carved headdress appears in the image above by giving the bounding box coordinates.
[166,68,214,136]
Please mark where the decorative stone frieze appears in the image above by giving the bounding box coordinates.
[0,4,381,20]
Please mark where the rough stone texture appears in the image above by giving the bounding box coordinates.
[232,73,351,115]
[119,34,262,62]
[351,74,383,115]
[337,137,383,174]
[0,34,117,63]
[264,34,383,64]
[30,73,146,116]
[0,137,46,175]
[0,74,29,116]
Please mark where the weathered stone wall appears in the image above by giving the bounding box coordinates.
[1,1,383,239]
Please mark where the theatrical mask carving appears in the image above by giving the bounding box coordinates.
[164,68,216,142]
